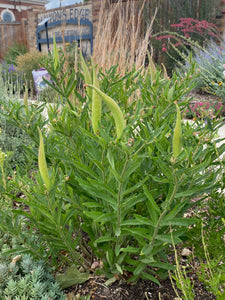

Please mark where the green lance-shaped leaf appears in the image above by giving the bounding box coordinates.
[88,85,126,139]
[91,58,102,135]
[53,35,59,71]
[23,85,28,112]
[172,104,182,157]
[38,127,51,191]
[80,51,92,99]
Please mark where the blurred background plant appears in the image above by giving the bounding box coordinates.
[185,101,225,119]
[0,78,32,173]
[176,38,225,101]
[3,42,28,66]
[16,49,47,93]
[93,0,155,74]
[144,0,222,73]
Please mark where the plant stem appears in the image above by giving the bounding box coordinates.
[116,155,129,245]
[149,173,178,250]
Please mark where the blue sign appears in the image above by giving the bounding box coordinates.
[37,6,93,54]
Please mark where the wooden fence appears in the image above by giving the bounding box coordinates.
[0,20,28,59]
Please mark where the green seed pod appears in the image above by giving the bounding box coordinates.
[172,104,182,157]
[161,63,169,80]
[88,85,126,139]
[168,86,175,102]
[80,51,92,99]
[23,85,28,111]
[0,149,6,169]
[53,36,59,71]
[91,58,102,135]
[147,51,157,82]
[38,127,51,191]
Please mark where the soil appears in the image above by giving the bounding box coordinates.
[64,263,216,300]
[187,90,220,103]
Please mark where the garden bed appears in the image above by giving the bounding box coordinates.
[64,271,216,299]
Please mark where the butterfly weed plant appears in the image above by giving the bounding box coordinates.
[0,47,225,287]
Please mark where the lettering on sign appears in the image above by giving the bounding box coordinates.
[37,7,91,25]
[37,5,93,55]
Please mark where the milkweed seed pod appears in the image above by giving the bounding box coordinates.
[0,149,6,169]
[53,36,59,71]
[80,51,92,99]
[88,85,126,140]
[23,85,28,111]
[167,86,175,102]
[161,63,169,80]
[91,58,102,135]
[172,104,182,157]
[147,51,157,82]
[38,127,51,191]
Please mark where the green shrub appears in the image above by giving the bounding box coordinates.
[16,50,46,93]
[1,51,225,285]
[3,42,28,66]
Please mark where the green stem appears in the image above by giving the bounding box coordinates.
[116,155,129,245]
[149,174,178,250]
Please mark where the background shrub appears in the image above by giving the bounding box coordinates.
[177,39,225,99]
[16,50,46,93]
[3,42,28,66]
[144,0,222,72]
[0,80,33,172]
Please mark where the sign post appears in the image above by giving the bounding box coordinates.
[38,17,51,52]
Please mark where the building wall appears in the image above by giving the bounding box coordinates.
[0,0,47,22]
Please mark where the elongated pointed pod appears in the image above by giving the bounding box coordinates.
[80,51,92,99]
[38,127,51,191]
[23,85,28,111]
[172,104,182,157]
[53,36,59,71]
[91,58,102,135]
[161,63,169,80]
[147,51,157,82]
[88,85,126,139]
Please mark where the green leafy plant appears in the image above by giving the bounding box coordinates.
[1,51,225,287]
[196,225,225,299]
